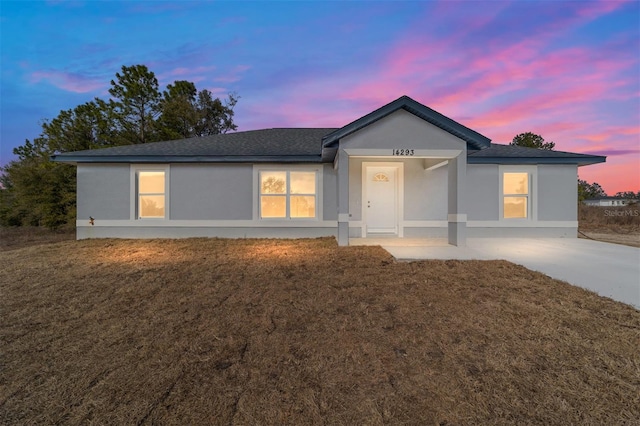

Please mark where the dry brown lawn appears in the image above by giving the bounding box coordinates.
[1,237,639,425]
[0,226,75,252]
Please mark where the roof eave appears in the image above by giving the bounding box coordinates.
[467,156,606,166]
[51,155,327,164]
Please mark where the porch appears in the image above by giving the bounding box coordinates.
[336,152,467,247]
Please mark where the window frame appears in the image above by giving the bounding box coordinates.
[130,165,170,220]
[254,165,322,221]
[498,165,537,221]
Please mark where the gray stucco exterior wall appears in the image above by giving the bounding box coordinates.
[348,158,363,221]
[466,164,499,220]
[75,162,338,240]
[77,164,130,220]
[322,164,338,220]
[404,161,448,221]
[170,164,253,220]
[342,109,467,151]
[538,165,578,221]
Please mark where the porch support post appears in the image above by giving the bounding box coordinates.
[447,154,467,246]
[337,150,350,246]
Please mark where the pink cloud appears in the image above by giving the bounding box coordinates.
[576,0,632,18]
[236,1,637,194]
[180,65,217,75]
[204,87,229,95]
[167,67,192,76]
[213,65,251,83]
[158,64,249,87]
[28,70,105,93]
[158,65,218,85]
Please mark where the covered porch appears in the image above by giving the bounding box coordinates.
[319,96,491,248]
[335,150,468,247]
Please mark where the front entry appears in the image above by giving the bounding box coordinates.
[364,165,399,235]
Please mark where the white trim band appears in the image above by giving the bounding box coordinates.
[77,219,338,228]
[401,220,448,227]
[447,214,467,222]
[468,220,577,228]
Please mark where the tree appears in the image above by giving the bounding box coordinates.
[157,84,238,140]
[109,65,162,144]
[1,64,239,228]
[0,137,75,228]
[510,132,555,150]
[578,179,607,202]
[157,80,199,140]
[194,91,238,136]
[614,191,639,199]
[42,99,118,153]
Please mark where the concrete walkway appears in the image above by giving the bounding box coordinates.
[352,238,640,309]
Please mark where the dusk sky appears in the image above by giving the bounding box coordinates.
[1,0,638,194]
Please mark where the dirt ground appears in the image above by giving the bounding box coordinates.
[1,237,638,425]
[578,229,640,248]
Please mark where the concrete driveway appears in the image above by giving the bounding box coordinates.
[371,238,640,309]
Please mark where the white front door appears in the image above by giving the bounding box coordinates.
[365,166,398,234]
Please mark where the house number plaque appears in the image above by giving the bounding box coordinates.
[392,149,415,156]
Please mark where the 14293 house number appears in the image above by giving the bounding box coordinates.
[392,149,415,156]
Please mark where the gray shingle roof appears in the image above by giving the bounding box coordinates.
[468,143,605,166]
[52,133,606,166]
[52,128,338,163]
[50,95,605,168]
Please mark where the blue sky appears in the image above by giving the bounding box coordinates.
[1,0,638,193]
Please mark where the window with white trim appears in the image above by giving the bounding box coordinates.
[137,170,166,219]
[502,172,529,219]
[259,170,317,219]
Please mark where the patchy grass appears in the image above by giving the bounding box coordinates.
[1,238,638,425]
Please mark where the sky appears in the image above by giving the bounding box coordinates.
[1,0,638,194]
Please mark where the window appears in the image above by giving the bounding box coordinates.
[502,172,529,219]
[259,170,317,219]
[138,171,166,218]
[373,172,389,182]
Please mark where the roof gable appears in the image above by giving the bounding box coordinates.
[322,95,491,150]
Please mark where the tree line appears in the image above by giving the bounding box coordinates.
[0,65,238,228]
